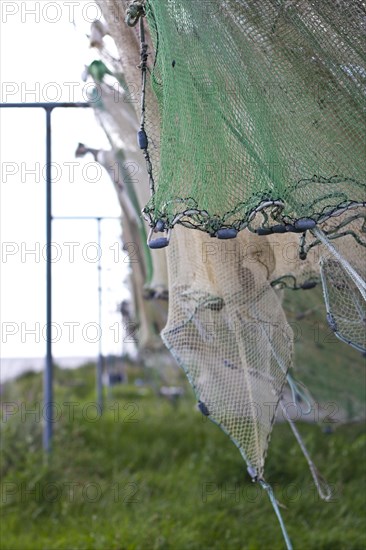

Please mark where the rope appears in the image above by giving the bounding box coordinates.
[259,479,293,550]
[125,1,145,27]
[130,2,156,200]
[246,466,292,549]
[280,400,333,502]
[286,373,312,415]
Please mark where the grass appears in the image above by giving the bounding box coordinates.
[1,288,365,549]
[1,356,366,550]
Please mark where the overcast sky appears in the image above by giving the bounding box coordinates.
[0,1,130,371]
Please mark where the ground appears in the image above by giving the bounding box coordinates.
[1,289,365,550]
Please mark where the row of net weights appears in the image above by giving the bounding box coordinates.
[146,217,317,249]
[137,129,317,249]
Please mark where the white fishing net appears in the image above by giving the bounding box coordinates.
[163,226,293,477]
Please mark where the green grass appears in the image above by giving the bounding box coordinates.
[1,357,366,550]
[1,287,365,550]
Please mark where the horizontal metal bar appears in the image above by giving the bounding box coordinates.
[52,216,121,221]
[0,102,90,109]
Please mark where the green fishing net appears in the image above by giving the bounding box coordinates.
[135,0,366,355]
[141,0,365,237]
[135,0,366,424]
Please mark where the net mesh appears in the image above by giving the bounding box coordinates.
[317,224,366,354]
[86,61,169,296]
[163,226,293,477]
[91,1,366,543]
[95,0,365,501]
[321,258,366,352]
[142,0,365,235]
[136,0,366,473]
[138,0,366,358]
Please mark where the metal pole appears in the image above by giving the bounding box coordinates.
[96,218,103,413]
[44,106,53,454]
[0,102,90,109]
[0,102,91,457]
[53,216,121,412]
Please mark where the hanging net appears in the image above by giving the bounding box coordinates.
[85,59,169,298]
[316,221,366,354]
[136,0,366,357]
[163,227,294,478]
[141,0,365,238]
[92,1,366,546]
[132,0,366,418]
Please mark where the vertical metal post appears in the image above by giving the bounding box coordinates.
[96,217,103,413]
[44,106,53,454]
[0,103,91,458]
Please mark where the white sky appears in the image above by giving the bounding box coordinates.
[0,1,131,369]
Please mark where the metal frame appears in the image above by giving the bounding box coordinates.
[0,102,124,454]
[54,216,121,414]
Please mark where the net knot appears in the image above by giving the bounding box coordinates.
[125,1,145,27]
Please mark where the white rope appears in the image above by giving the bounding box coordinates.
[280,400,333,502]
